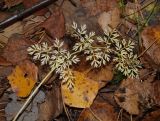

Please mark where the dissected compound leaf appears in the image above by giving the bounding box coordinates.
[114,78,140,115]
[78,102,117,121]
[41,8,65,39]
[61,71,99,108]
[142,25,160,66]
[7,60,38,97]
[2,34,29,65]
[4,0,22,8]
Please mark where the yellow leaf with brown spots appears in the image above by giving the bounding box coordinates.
[61,71,99,108]
[7,60,38,97]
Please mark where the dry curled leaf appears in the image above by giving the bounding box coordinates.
[41,8,65,39]
[78,101,117,121]
[142,25,160,67]
[61,70,99,108]
[2,34,30,65]
[7,60,38,97]
[114,78,140,115]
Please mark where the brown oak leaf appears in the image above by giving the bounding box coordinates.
[78,101,117,121]
[41,8,65,39]
[2,34,30,65]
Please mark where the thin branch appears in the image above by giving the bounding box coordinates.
[0,0,58,30]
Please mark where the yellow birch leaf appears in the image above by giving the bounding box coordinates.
[7,60,38,97]
[61,71,99,108]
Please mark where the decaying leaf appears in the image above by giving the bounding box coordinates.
[7,60,38,97]
[4,0,22,8]
[41,8,65,39]
[80,0,119,16]
[0,21,23,44]
[23,15,46,36]
[2,34,30,65]
[0,78,9,97]
[151,80,160,106]
[114,78,140,115]
[78,101,117,121]
[5,91,45,121]
[142,109,160,121]
[61,71,99,108]
[0,56,12,66]
[142,25,160,66]
[0,93,9,121]
[38,86,63,121]
[98,8,120,31]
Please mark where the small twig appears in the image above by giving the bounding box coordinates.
[12,69,54,121]
[0,0,58,30]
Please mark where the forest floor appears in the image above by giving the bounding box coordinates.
[0,0,160,121]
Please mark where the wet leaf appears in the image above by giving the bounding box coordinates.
[78,101,117,121]
[61,71,99,108]
[7,60,38,97]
